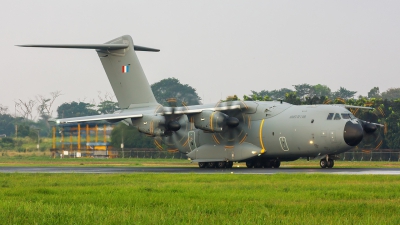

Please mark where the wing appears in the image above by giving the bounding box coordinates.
[49,111,143,124]
[161,101,253,116]
[49,101,251,125]
[331,104,373,110]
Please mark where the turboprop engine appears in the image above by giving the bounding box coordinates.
[133,115,166,136]
[192,110,240,133]
[192,110,228,132]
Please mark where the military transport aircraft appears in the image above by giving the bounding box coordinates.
[18,35,382,169]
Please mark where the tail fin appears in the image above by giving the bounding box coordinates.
[97,35,159,109]
[18,35,159,109]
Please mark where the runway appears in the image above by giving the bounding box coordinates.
[0,167,400,174]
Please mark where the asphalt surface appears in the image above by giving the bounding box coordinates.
[0,167,400,174]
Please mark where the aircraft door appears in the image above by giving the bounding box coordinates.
[188,131,197,151]
[279,137,289,151]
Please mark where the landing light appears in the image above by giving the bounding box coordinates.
[309,140,314,144]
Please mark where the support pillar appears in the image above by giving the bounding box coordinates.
[103,124,107,144]
[86,124,90,156]
[52,126,56,149]
[95,124,98,143]
[61,128,64,150]
[78,124,81,151]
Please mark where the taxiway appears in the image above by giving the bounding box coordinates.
[0,167,400,175]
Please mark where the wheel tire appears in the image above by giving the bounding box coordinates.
[320,159,328,168]
[226,161,233,168]
[273,160,281,168]
[254,160,263,168]
[246,161,254,168]
[217,161,226,168]
[327,159,334,168]
[198,162,206,168]
[207,162,216,168]
[263,160,272,168]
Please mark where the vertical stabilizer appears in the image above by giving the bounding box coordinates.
[96,35,158,109]
[18,35,159,109]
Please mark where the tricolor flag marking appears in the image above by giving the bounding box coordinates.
[122,65,130,73]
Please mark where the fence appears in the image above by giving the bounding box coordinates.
[56,148,400,161]
[57,148,187,159]
[339,151,400,161]
[118,149,187,159]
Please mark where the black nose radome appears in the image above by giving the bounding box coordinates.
[343,121,364,146]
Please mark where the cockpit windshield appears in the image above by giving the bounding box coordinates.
[341,113,350,119]
[341,113,357,120]
[334,113,341,120]
[327,113,356,120]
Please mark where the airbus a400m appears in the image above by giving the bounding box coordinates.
[18,35,381,169]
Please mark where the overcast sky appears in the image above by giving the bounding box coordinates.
[1,0,399,118]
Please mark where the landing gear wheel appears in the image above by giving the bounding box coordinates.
[217,161,226,168]
[320,159,328,168]
[327,159,334,168]
[254,160,263,168]
[226,161,233,168]
[246,161,254,168]
[263,160,272,168]
[273,160,281,168]
[207,162,216,168]
[198,162,206,168]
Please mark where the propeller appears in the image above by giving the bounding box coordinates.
[356,106,386,150]
[213,98,247,147]
[153,98,189,151]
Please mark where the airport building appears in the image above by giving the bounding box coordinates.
[51,122,114,158]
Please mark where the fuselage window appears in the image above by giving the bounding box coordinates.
[334,113,341,120]
[341,113,350,119]
[327,113,334,120]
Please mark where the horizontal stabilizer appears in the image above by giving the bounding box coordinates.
[16,44,159,52]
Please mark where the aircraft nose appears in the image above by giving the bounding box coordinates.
[343,121,364,146]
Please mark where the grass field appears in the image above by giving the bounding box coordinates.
[0,173,399,224]
[1,154,400,168]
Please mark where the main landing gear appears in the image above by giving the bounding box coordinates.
[198,161,233,168]
[245,159,281,169]
[319,158,334,168]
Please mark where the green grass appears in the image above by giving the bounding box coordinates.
[1,154,400,168]
[0,174,399,224]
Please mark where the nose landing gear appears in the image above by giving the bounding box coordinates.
[320,158,334,168]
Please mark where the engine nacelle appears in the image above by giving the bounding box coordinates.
[132,115,165,136]
[192,110,228,132]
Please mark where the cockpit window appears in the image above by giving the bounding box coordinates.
[341,113,350,119]
[334,113,341,120]
[327,113,334,120]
